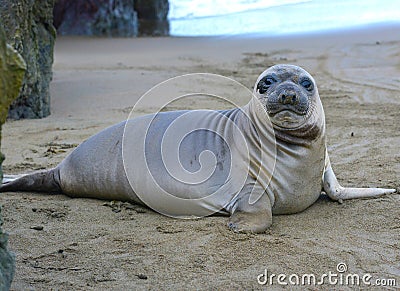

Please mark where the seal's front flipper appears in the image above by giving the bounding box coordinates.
[228,184,272,233]
[322,153,396,201]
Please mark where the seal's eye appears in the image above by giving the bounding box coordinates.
[257,76,276,94]
[300,79,314,91]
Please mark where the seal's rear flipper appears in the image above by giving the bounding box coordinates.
[2,174,26,183]
[322,155,396,201]
[0,169,61,193]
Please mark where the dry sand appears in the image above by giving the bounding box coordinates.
[1,24,400,290]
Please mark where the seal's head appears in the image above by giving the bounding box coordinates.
[253,64,324,144]
[255,64,318,128]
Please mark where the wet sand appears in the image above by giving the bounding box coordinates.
[1,24,400,290]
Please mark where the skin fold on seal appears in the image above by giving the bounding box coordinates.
[1,64,396,233]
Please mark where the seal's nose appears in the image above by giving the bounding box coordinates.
[279,90,298,105]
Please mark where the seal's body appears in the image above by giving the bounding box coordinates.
[2,65,395,233]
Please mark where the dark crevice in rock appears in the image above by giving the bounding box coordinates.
[134,0,169,36]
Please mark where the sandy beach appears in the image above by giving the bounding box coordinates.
[1,23,400,290]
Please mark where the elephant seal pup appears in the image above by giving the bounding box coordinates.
[1,64,396,233]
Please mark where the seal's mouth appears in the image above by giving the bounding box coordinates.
[268,107,307,116]
[268,108,309,129]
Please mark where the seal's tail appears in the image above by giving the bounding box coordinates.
[0,169,61,193]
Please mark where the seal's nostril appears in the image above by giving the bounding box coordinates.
[279,92,297,105]
[279,93,298,105]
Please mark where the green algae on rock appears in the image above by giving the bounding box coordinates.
[0,28,26,124]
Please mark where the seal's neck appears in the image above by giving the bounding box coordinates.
[244,97,325,147]
[273,103,325,147]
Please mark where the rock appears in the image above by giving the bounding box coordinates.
[137,273,148,280]
[53,0,170,37]
[0,25,26,291]
[0,25,26,161]
[0,0,56,119]
[134,0,169,36]
[30,226,44,231]
[0,207,14,291]
[54,0,138,37]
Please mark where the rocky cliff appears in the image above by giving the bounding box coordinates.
[0,0,56,119]
[0,25,26,290]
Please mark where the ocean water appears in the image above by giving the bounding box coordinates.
[168,0,400,36]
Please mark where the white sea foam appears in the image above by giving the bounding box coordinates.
[168,0,309,20]
[168,0,400,36]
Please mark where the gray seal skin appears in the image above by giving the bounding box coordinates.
[1,64,396,233]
